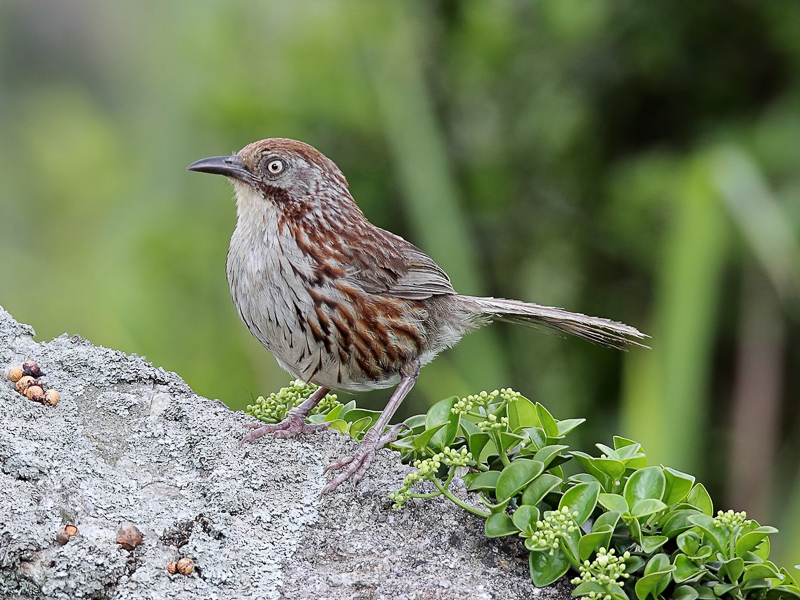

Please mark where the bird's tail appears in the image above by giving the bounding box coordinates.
[464,296,649,350]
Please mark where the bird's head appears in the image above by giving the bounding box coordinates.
[188,138,353,220]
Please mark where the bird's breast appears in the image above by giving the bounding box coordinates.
[226,219,429,391]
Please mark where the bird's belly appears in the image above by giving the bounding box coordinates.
[226,242,421,392]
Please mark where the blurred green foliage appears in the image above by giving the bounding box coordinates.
[0,0,798,566]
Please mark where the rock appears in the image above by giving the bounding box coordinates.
[0,305,571,600]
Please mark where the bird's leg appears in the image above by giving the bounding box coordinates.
[320,361,420,496]
[240,385,331,446]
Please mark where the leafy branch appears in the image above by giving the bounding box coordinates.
[247,382,800,600]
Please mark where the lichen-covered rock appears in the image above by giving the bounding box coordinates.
[0,305,570,600]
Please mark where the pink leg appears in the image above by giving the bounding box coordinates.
[320,361,420,496]
[240,385,331,446]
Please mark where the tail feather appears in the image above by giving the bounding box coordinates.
[467,296,649,350]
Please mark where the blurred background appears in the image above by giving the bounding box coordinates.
[1,0,798,565]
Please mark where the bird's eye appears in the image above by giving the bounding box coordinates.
[266,159,285,175]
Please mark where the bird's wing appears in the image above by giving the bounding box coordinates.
[343,228,457,300]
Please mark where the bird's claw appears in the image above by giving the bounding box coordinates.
[239,411,329,447]
[319,423,406,495]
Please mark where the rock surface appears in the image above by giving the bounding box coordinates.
[0,305,571,600]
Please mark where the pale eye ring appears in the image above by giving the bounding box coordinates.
[266,159,285,175]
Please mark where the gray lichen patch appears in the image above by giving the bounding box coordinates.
[0,305,569,600]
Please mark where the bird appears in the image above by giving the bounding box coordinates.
[187,138,647,495]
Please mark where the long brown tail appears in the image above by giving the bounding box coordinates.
[465,296,649,350]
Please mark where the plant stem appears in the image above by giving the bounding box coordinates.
[431,478,490,518]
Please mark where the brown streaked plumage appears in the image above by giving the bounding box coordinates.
[188,138,648,495]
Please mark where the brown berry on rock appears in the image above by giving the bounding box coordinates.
[166,562,178,575]
[43,389,61,406]
[22,360,43,378]
[116,522,144,550]
[56,524,79,545]
[25,385,45,403]
[7,365,23,382]
[15,376,35,394]
[176,558,195,575]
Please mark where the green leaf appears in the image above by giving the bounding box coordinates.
[594,510,621,531]
[671,585,700,600]
[411,423,448,450]
[624,466,666,506]
[467,432,491,459]
[674,554,705,584]
[535,404,560,438]
[485,512,517,537]
[339,408,380,424]
[348,416,374,439]
[467,470,500,494]
[687,514,726,554]
[593,458,626,481]
[662,509,702,538]
[696,586,716,599]
[507,394,539,431]
[712,583,738,596]
[572,582,607,597]
[736,526,778,557]
[663,467,695,506]
[743,562,779,581]
[635,571,673,600]
[631,498,667,518]
[625,514,642,543]
[496,459,545,502]
[523,427,546,449]
[521,473,562,506]
[458,418,481,436]
[337,400,357,420]
[532,445,569,469]
[640,535,668,554]
[595,443,619,459]
[530,546,570,587]
[479,439,499,464]
[721,557,744,584]
[561,525,581,567]
[498,432,525,452]
[598,493,629,514]
[779,566,798,586]
[578,527,614,561]
[425,396,459,450]
[570,473,600,485]
[686,484,713,516]
[559,480,601,526]
[512,505,540,532]
[402,414,427,431]
[613,435,639,449]
[326,419,348,434]
[676,531,701,557]
[571,452,612,489]
[556,418,585,437]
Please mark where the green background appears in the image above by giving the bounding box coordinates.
[1,1,798,566]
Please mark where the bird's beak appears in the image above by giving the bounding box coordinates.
[187,155,252,182]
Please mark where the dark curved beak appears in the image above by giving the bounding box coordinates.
[187,155,252,182]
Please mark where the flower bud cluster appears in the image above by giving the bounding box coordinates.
[477,413,509,432]
[246,380,339,423]
[571,547,630,595]
[451,390,500,415]
[529,506,579,555]
[714,509,748,530]
[390,446,472,509]
[497,388,526,404]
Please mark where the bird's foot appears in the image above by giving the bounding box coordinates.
[240,411,329,446]
[319,424,406,496]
